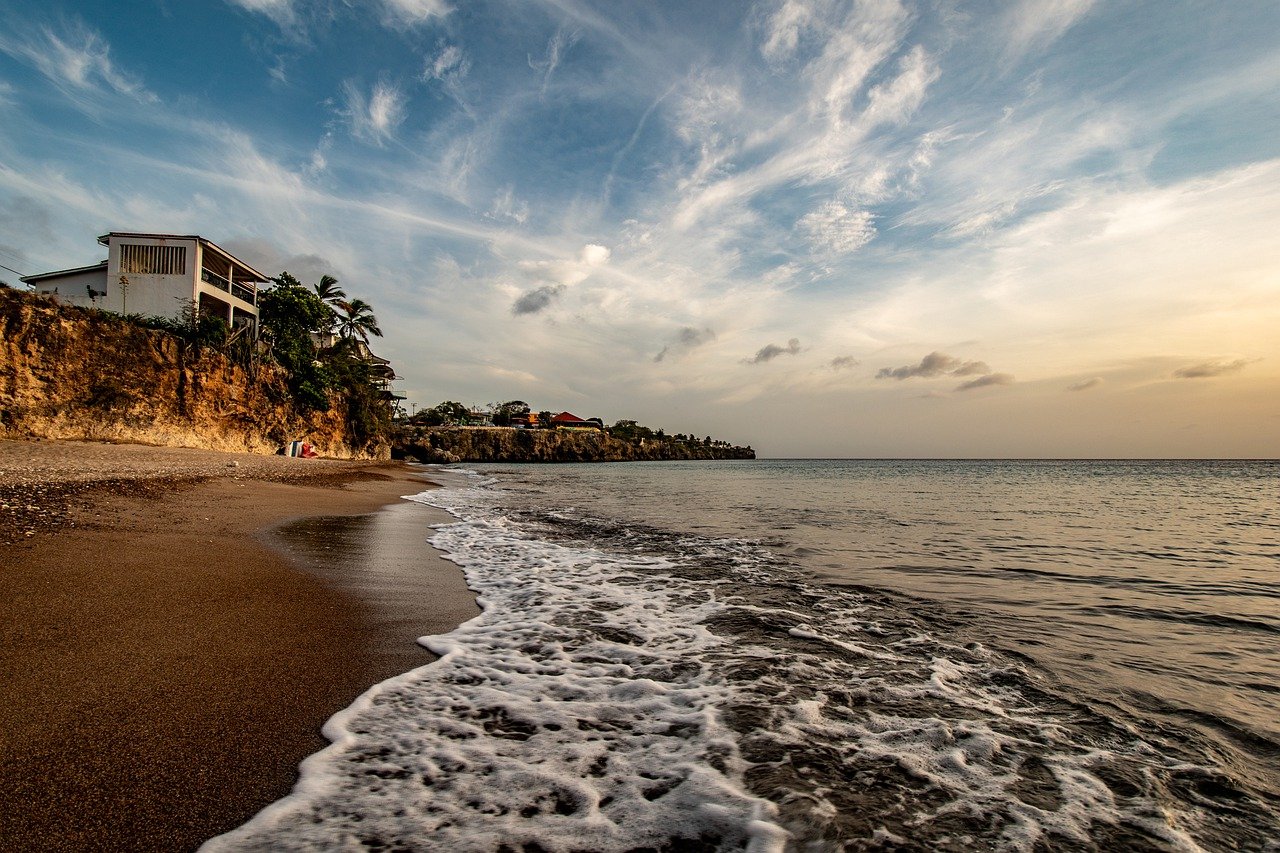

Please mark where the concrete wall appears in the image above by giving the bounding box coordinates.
[32,268,110,308]
[106,235,200,318]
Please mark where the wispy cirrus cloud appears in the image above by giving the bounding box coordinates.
[530,27,581,96]
[341,80,407,145]
[1001,0,1097,59]
[1067,377,1103,392]
[423,42,469,100]
[224,0,297,27]
[0,18,155,106]
[381,0,452,28]
[798,201,875,254]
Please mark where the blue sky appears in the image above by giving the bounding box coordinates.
[1,0,1278,456]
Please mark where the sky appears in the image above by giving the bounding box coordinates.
[0,0,1277,457]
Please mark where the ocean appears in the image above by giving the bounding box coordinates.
[207,459,1279,852]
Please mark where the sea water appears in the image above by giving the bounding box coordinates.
[207,460,1279,851]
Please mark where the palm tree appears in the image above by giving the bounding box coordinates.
[336,299,383,343]
[314,274,346,305]
[313,275,346,333]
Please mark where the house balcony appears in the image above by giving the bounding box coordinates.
[201,267,257,304]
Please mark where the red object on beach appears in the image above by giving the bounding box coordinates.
[300,443,318,458]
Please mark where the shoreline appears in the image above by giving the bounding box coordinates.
[0,440,478,852]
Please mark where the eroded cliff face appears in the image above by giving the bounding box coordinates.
[398,426,755,463]
[0,288,387,459]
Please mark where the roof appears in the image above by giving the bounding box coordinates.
[97,232,271,283]
[551,411,594,424]
[20,260,108,284]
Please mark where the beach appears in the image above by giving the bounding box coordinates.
[0,439,477,852]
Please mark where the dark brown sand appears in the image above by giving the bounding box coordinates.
[0,441,478,852]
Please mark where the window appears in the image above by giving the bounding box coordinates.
[119,243,186,275]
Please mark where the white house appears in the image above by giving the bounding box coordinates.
[22,232,267,332]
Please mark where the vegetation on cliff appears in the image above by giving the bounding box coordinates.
[258,272,392,448]
[398,398,756,464]
[397,426,754,464]
[0,282,392,457]
[407,399,751,454]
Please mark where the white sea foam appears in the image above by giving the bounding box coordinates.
[204,477,787,852]
[206,471,1227,851]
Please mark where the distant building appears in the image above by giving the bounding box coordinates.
[345,339,406,412]
[22,232,267,334]
[550,411,603,430]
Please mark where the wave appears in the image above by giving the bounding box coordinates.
[204,472,1277,851]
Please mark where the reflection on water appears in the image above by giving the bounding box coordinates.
[272,500,479,671]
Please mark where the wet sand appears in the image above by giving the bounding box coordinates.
[0,440,478,851]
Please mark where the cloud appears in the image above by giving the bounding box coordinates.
[1067,377,1104,391]
[877,352,992,380]
[530,27,581,96]
[341,80,406,145]
[220,238,343,286]
[512,284,565,315]
[952,360,992,376]
[518,243,611,289]
[798,202,876,255]
[829,355,859,370]
[956,373,1015,391]
[0,19,155,105]
[1002,0,1097,58]
[654,326,716,362]
[580,244,610,266]
[381,0,452,28]
[423,43,468,87]
[225,0,295,25]
[1173,359,1250,379]
[747,337,802,365]
[487,186,530,224]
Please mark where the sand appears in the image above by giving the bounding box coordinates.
[0,439,479,851]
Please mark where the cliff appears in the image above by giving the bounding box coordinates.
[0,287,388,458]
[396,426,755,463]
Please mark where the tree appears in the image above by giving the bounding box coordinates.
[313,274,346,332]
[259,273,335,410]
[261,273,332,341]
[492,400,530,427]
[537,410,554,429]
[314,274,346,305]
[415,400,469,426]
[335,298,383,343]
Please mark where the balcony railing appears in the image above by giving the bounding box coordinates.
[232,281,256,304]
[201,268,256,305]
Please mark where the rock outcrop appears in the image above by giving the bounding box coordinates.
[0,287,387,458]
[396,426,755,464]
